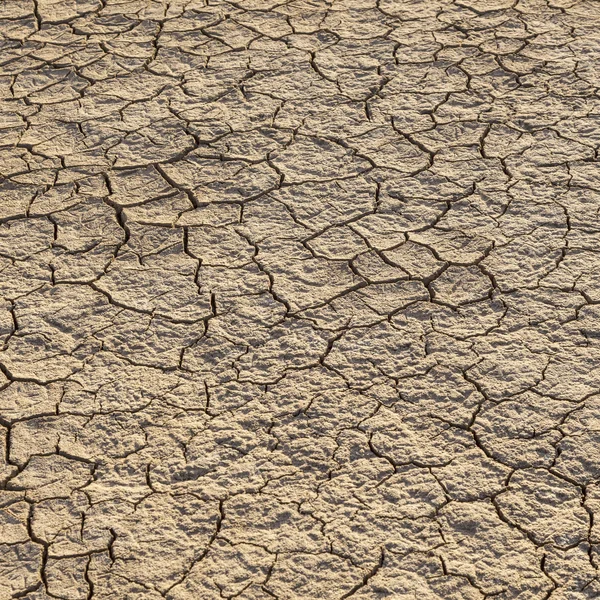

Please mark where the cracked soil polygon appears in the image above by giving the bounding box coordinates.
[1,0,600,598]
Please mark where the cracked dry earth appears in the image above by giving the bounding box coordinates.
[5,1,600,599]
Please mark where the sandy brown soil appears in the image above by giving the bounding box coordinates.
[1,0,600,598]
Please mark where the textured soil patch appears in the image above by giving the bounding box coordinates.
[1,0,600,598]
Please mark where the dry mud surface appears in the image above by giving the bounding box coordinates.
[2,0,600,598]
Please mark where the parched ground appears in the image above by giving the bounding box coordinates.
[1,0,600,598]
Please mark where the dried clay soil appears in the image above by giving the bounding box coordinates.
[2,0,600,598]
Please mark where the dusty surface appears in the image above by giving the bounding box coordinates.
[1,0,600,598]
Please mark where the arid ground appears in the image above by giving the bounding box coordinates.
[1,0,600,598]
